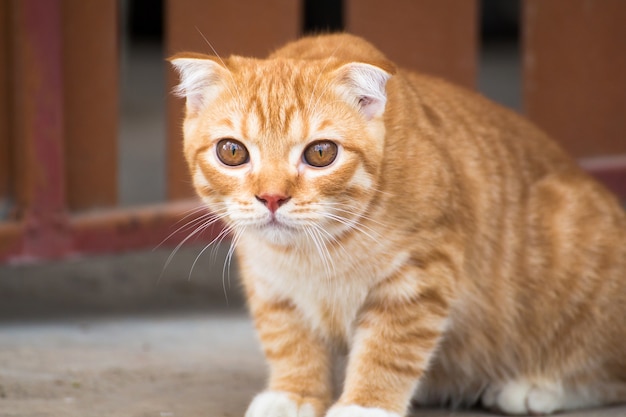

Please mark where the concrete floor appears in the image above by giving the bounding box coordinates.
[2,311,626,417]
[0,311,263,417]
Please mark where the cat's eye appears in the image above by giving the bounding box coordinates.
[216,139,249,166]
[303,141,338,168]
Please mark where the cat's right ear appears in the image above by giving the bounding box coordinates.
[168,53,228,114]
[333,61,395,120]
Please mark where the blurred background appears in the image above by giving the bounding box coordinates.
[0,0,624,316]
[1,2,625,416]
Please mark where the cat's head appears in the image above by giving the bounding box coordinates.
[170,52,394,246]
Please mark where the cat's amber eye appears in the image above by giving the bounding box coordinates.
[303,141,338,168]
[216,139,249,166]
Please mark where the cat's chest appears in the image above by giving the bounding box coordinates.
[238,234,402,344]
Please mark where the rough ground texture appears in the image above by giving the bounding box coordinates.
[0,312,261,417]
[1,311,625,417]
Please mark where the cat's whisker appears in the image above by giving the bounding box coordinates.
[209,221,235,264]
[307,40,346,116]
[188,215,238,302]
[183,203,230,261]
[158,209,231,280]
[186,227,238,305]
[181,208,229,232]
[159,217,226,284]
[312,198,393,228]
[187,215,236,281]
[308,221,352,310]
[369,186,396,198]
[195,27,245,110]
[306,42,343,114]
[153,206,215,251]
[321,212,382,242]
[197,216,232,250]
[307,223,343,321]
[303,225,335,282]
[172,204,209,224]
[223,224,246,302]
[309,80,339,117]
[331,210,389,232]
[314,201,390,229]
[310,222,351,260]
[159,214,217,262]
[188,240,214,282]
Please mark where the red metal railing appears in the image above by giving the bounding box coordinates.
[0,0,213,263]
[2,0,71,261]
[1,0,625,264]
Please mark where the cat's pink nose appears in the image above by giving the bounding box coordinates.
[256,194,291,213]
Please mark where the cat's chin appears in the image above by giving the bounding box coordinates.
[251,222,303,246]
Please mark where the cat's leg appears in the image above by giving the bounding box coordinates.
[245,297,332,417]
[327,265,454,417]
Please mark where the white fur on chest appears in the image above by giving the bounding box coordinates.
[238,233,408,345]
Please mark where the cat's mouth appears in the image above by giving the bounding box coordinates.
[262,217,298,231]
[251,217,303,245]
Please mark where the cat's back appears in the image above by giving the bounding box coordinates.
[393,67,575,176]
[374,42,626,410]
[387,56,626,278]
[270,33,396,73]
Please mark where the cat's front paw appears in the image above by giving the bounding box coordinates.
[245,391,320,417]
[325,405,401,417]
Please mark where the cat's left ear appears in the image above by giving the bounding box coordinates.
[168,53,229,114]
[334,62,395,120]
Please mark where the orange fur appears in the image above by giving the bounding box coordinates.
[170,34,626,417]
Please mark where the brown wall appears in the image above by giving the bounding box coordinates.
[523,0,626,158]
[345,0,478,89]
[62,0,119,211]
[0,2,10,213]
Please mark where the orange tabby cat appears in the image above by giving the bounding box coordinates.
[170,34,626,417]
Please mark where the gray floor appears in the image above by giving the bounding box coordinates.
[0,311,262,417]
[1,312,625,417]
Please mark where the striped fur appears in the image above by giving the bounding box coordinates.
[170,34,626,416]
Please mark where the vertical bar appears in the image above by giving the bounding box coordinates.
[0,2,21,261]
[11,0,71,258]
[165,0,301,200]
[523,0,626,158]
[345,0,479,89]
[0,1,10,217]
[62,0,118,211]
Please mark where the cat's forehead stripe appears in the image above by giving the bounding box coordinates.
[316,119,334,132]
[217,117,234,130]
[230,61,327,136]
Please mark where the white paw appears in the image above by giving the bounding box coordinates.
[245,391,317,417]
[526,388,562,415]
[481,380,562,415]
[325,405,401,417]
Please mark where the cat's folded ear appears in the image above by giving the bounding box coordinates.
[168,53,229,114]
[333,61,396,120]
